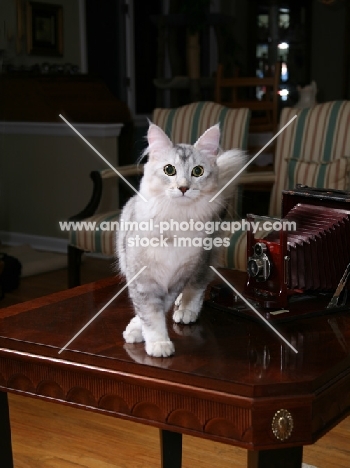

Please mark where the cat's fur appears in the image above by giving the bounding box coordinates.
[117,123,245,357]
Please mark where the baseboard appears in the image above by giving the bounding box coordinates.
[0,231,113,259]
[0,231,68,253]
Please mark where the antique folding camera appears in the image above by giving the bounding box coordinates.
[245,185,350,309]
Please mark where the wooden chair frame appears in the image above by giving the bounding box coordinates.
[214,62,281,133]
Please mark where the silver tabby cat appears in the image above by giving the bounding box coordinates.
[117,123,245,357]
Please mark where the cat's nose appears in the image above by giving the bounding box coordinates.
[178,186,189,194]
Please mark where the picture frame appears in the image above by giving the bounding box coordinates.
[26,2,63,56]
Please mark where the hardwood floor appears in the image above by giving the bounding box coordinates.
[1,258,350,467]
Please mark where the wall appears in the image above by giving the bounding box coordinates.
[0,128,120,241]
[0,0,83,72]
[310,0,347,102]
[220,0,248,74]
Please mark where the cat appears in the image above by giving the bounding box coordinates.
[294,81,317,109]
[117,123,245,357]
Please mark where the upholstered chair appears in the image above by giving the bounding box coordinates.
[221,101,350,272]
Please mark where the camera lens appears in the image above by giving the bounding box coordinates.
[247,258,261,277]
[254,242,266,257]
[247,247,271,281]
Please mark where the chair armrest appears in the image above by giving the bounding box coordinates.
[238,170,275,186]
[69,164,144,221]
[69,171,104,221]
[218,228,248,272]
[100,164,144,179]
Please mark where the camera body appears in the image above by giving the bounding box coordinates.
[245,186,350,308]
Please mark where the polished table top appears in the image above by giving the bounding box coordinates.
[1,270,350,450]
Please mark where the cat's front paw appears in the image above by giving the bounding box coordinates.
[145,340,175,357]
[174,293,182,307]
[123,316,144,343]
[173,308,199,324]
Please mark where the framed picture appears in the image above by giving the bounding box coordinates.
[26,2,63,56]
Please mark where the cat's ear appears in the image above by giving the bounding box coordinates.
[147,123,173,159]
[194,124,220,159]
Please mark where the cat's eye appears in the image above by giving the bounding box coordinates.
[191,165,204,177]
[163,164,177,176]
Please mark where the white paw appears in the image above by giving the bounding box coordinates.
[173,308,199,324]
[123,316,144,343]
[145,340,175,357]
[174,293,182,307]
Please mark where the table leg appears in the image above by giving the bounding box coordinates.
[248,446,303,468]
[0,392,14,468]
[160,429,182,468]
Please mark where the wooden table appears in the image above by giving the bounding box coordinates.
[1,270,350,467]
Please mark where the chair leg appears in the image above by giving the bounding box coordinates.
[68,245,83,288]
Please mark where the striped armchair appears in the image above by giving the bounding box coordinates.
[221,100,350,271]
[68,101,251,287]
